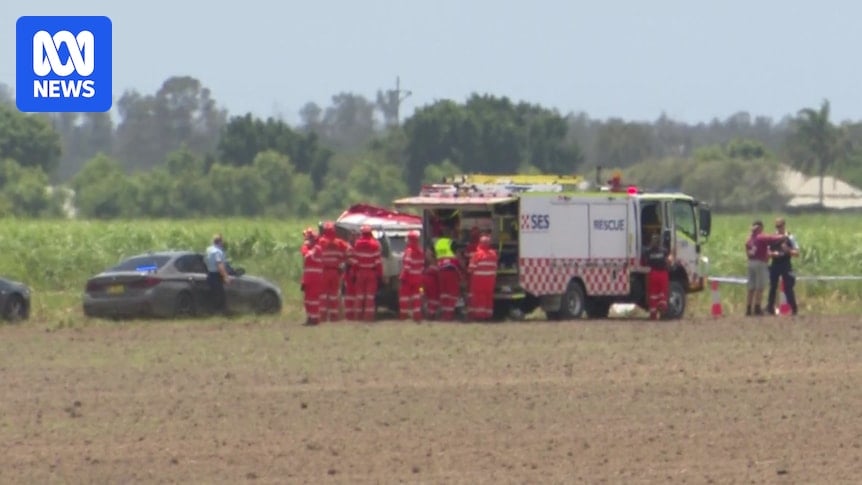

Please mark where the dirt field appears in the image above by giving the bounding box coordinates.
[1,315,861,484]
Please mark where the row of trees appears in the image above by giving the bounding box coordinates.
[0,76,856,218]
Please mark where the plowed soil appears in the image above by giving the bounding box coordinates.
[2,315,861,484]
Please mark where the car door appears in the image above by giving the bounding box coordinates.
[173,254,212,313]
[224,263,255,313]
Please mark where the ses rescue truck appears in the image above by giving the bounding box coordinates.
[393,173,712,320]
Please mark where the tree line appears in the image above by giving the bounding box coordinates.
[0,76,856,218]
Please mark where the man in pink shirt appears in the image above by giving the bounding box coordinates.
[745,220,787,316]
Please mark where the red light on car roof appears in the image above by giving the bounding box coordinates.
[627,185,638,195]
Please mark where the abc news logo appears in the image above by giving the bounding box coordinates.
[16,16,112,113]
[33,30,96,98]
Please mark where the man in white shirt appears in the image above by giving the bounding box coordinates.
[205,234,231,314]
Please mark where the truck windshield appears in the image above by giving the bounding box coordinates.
[673,200,697,241]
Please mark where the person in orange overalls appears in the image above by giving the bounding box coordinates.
[342,232,358,320]
[642,233,673,320]
[467,235,498,321]
[434,227,463,321]
[300,227,317,257]
[301,239,323,325]
[422,250,440,320]
[350,225,383,322]
[317,221,351,322]
[399,230,425,322]
[463,226,481,267]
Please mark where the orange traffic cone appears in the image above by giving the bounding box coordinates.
[777,277,792,316]
[710,279,723,317]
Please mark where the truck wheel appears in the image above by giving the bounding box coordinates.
[584,298,611,319]
[557,280,585,320]
[663,280,687,320]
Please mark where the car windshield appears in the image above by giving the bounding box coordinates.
[108,255,172,272]
[388,235,408,253]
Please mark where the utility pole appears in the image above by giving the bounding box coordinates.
[393,76,412,126]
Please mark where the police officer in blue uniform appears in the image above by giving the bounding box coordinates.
[206,234,231,314]
[766,218,800,315]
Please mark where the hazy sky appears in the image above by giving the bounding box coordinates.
[4,0,862,124]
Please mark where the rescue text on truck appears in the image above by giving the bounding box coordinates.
[392,173,711,321]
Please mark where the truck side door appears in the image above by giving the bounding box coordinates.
[668,198,701,287]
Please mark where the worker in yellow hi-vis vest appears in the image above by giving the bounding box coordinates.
[434,227,462,321]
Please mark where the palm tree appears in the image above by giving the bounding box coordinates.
[790,100,843,207]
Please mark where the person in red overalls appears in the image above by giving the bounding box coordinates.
[301,240,323,325]
[642,233,673,320]
[434,227,463,321]
[399,230,425,322]
[300,227,317,257]
[317,221,351,322]
[422,250,440,320]
[462,226,481,268]
[342,233,358,320]
[350,225,383,322]
[467,235,498,321]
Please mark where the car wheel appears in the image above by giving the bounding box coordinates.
[256,290,281,315]
[173,291,195,318]
[3,294,27,322]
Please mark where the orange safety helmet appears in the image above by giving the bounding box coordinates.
[303,227,315,238]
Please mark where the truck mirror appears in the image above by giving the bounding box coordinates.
[699,207,712,238]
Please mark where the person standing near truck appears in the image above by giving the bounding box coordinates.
[467,235,498,321]
[301,227,317,257]
[301,238,323,325]
[766,217,800,315]
[744,220,787,316]
[399,230,425,322]
[351,225,383,322]
[642,233,672,320]
[434,226,463,321]
[342,232,358,320]
[317,221,351,322]
[462,226,481,267]
[422,250,440,320]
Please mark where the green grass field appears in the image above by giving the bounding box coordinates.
[704,212,862,315]
[0,212,859,323]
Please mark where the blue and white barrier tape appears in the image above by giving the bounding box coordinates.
[709,275,862,285]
